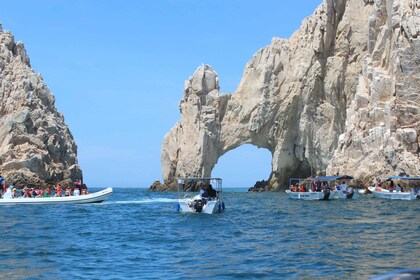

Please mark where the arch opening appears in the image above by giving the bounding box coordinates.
[211,144,272,189]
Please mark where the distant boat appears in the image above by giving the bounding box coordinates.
[286,175,355,200]
[176,178,225,214]
[0,187,113,205]
[368,175,420,200]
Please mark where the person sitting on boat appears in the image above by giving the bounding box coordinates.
[80,184,88,195]
[12,187,18,198]
[44,188,52,197]
[199,185,209,205]
[32,188,40,197]
[73,180,82,196]
[73,186,80,196]
[65,187,72,196]
[396,183,403,192]
[23,187,32,198]
[54,184,63,197]
[290,184,296,192]
[199,186,207,198]
[36,189,44,198]
[207,184,217,199]
[316,181,322,192]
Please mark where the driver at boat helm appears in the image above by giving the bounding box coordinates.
[200,186,209,198]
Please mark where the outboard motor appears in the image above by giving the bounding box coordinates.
[193,199,203,213]
[323,188,331,200]
[346,188,355,199]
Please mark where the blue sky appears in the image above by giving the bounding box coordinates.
[2,0,321,188]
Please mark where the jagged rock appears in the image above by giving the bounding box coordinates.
[159,0,419,191]
[149,180,165,192]
[248,180,270,192]
[0,24,82,188]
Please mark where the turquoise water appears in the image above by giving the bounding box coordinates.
[0,188,419,279]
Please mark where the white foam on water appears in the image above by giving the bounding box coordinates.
[103,198,178,205]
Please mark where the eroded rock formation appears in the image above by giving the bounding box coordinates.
[0,24,82,187]
[160,0,419,191]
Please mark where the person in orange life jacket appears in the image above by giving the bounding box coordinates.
[54,184,63,197]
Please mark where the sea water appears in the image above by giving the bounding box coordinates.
[0,188,419,279]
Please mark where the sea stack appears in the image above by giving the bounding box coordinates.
[0,24,82,187]
[159,0,420,191]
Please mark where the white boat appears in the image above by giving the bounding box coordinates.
[176,178,225,214]
[368,176,420,200]
[0,187,113,205]
[286,175,355,200]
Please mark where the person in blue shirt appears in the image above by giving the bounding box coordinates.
[0,175,5,194]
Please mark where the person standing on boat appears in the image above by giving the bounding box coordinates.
[0,175,5,194]
[388,180,395,192]
[339,181,347,193]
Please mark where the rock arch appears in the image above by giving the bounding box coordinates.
[160,0,420,191]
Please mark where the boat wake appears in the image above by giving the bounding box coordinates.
[103,198,178,205]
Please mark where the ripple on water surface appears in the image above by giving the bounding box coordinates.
[0,189,419,279]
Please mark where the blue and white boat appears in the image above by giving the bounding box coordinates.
[286,175,355,200]
[368,176,420,200]
[176,177,225,214]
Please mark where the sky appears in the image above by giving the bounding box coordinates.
[1,0,322,188]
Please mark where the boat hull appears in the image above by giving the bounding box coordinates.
[331,190,356,199]
[285,190,335,200]
[0,187,113,205]
[178,198,224,214]
[368,187,418,200]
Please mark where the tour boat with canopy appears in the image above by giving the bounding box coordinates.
[176,177,225,214]
[368,175,420,200]
[0,187,113,205]
[285,175,355,200]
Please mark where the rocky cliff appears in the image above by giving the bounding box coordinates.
[160,0,419,191]
[0,24,82,187]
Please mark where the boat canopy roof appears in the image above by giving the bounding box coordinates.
[311,175,354,182]
[289,175,353,185]
[379,175,420,181]
[177,177,222,184]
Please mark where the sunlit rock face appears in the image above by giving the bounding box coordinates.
[161,0,419,190]
[0,24,82,187]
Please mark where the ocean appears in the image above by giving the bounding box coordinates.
[0,188,419,279]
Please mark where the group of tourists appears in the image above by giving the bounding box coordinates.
[289,181,353,194]
[0,175,88,199]
[374,178,420,196]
